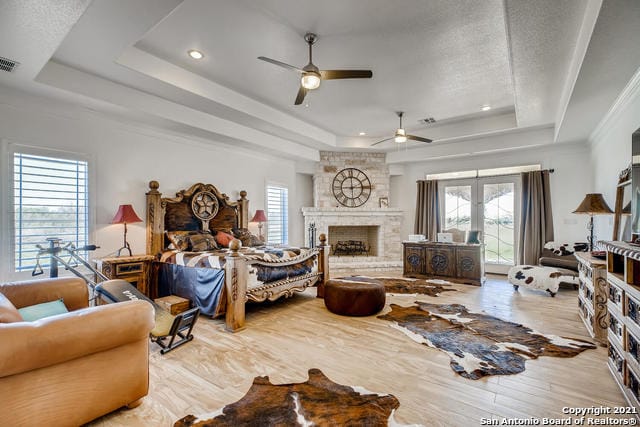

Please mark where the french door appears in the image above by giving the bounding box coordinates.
[440,175,521,274]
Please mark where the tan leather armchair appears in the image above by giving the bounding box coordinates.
[0,277,155,427]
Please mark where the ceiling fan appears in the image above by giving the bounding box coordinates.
[258,33,373,105]
[371,112,433,146]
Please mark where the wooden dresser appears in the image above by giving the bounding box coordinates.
[603,241,640,413]
[403,241,484,286]
[575,252,608,345]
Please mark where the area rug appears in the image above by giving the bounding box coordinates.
[336,275,456,297]
[174,368,419,426]
[378,302,596,380]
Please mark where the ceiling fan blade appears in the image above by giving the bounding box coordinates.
[320,70,373,80]
[258,56,304,73]
[407,134,433,143]
[294,86,308,105]
[370,136,394,146]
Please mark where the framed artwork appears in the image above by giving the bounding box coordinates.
[379,197,389,208]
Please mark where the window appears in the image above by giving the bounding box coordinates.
[13,152,89,272]
[266,185,288,245]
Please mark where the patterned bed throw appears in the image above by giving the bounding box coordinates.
[160,246,313,268]
[159,246,318,286]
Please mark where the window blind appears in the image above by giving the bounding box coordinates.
[266,185,288,245]
[13,153,89,272]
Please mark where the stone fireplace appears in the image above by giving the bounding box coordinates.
[302,151,403,272]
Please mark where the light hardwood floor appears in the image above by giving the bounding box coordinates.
[91,273,629,426]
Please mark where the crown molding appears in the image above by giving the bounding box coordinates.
[589,66,640,145]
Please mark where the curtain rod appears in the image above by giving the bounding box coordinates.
[418,168,555,182]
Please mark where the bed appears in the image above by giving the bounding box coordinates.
[145,180,329,332]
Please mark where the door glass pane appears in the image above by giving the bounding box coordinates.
[444,186,471,231]
[483,183,515,264]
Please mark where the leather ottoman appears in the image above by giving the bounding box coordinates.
[323,279,386,316]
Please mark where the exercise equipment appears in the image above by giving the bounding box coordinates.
[31,237,199,354]
[96,280,199,354]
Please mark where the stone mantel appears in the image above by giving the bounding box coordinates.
[302,207,403,217]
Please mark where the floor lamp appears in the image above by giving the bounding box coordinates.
[572,193,613,251]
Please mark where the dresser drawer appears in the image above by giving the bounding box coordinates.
[628,294,640,328]
[609,341,626,378]
[580,280,593,302]
[609,281,625,313]
[629,328,640,366]
[610,308,625,347]
[628,364,640,403]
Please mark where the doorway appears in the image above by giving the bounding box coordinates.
[440,175,521,274]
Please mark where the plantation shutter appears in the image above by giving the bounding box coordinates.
[13,153,89,272]
[266,185,288,245]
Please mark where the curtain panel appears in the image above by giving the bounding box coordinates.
[518,170,554,265]
[414,180,440,240]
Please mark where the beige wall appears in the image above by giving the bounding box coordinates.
[391,141,593,245]
[589,72,640,241]
[0,88,306,281]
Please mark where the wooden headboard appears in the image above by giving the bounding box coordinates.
[145,180,249,255]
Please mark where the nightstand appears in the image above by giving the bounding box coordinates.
[95,255,155,297]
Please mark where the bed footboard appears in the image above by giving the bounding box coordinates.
[224,235,330,332]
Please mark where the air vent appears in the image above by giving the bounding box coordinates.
[420,117,436,125]
[0,57,20,73]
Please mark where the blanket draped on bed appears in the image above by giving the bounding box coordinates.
[156,263,226,317]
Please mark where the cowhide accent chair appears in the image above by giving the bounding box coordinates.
[0,277,155,427]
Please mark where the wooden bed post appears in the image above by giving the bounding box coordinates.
[146,180,164,256]
[317,233,330,298]
[238,191,249,229]
[225,239,247,332]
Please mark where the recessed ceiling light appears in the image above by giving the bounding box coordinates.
[359,132,366,136]
[188,50,204,60]
[481,104,491,111]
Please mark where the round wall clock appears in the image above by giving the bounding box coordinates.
[332,168,371,208]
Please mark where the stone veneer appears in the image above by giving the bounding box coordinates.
[303,151,403,272]
[314,151,388,209]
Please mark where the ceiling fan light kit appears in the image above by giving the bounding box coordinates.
[301,72,321,90]
[372,111,433,147]
[258,32,372,105]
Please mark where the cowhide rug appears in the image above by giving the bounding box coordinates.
[174,368,419,426]
[378,302,596,380]
[337,275,456,297]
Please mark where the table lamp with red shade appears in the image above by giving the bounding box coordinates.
[251,209,267,242]
[112,204,143,256]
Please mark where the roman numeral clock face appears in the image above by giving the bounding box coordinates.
[332,168,371,208]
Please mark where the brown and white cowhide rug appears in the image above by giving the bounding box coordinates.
[337,275,456,297]
[174,368,420,426]
[378,302,596,380]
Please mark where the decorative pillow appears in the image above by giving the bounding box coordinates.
[233,228,264,247]
[215,231,235,248]
[0,293,23,323]
[18,299,68,322]
[166,231,192,251]
[249,234,264,246]
[544,242,588,256]
[188,232,218,252]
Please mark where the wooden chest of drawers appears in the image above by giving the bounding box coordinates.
[403,241,485,286]
[95,255,155,297]
[575,252,608,345]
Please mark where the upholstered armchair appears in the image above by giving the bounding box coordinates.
[0,277,155,427]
